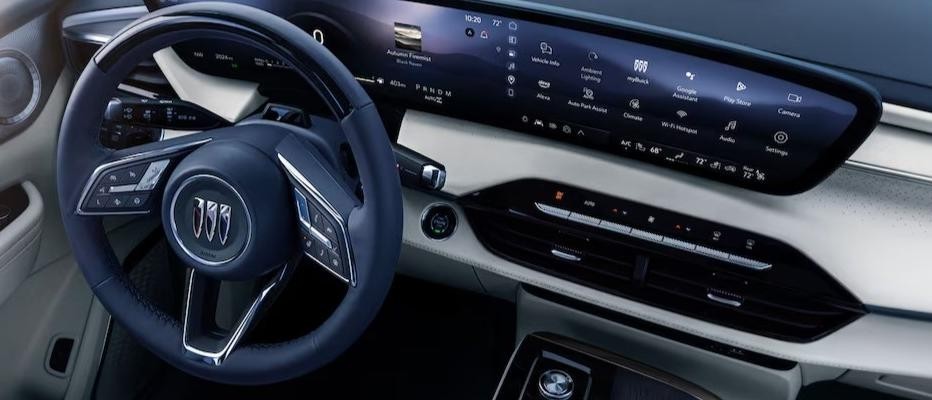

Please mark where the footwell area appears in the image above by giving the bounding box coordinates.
[93,238,516,400]
[157,276,516,399]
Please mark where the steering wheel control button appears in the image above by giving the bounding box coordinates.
[301,233,314,253]
[308,202,333,232]
[103,166,141,186]
[421,204,457,240]
[294,189,311,228]
[304,229,348,279]
[105,164,147,186]
[108,195,129,208]
[135,159,171,191]
[538,369,574,400]
[108,184,138,193]
[288,180,352,282]
[320,219,339,243]
[308,226,333,250]
[84,162,159,212]
[327,251,344,274]
[88,195,108,209]
[128,193,149,207]
[312,239,328,260]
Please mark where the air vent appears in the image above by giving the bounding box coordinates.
[461,180,865,342]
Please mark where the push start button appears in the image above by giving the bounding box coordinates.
[538,369,574,400]
[421,204,457,240]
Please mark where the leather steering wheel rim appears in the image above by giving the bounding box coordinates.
[57,2,402,385]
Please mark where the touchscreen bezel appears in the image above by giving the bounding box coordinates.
[149,0,883,195]
[409,0,882,195]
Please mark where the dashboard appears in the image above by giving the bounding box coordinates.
[60,0,932,397]
[151,0,880,194]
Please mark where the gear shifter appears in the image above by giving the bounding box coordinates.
[393,144,446,191]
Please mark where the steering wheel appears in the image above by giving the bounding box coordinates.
[57,2,402,384]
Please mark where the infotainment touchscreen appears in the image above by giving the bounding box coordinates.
[167,0,882,194]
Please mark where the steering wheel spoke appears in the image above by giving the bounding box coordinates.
[182,263,293,366]
[76,134,213,216]
[276,135,360,286]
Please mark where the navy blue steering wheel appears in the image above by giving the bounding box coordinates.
[57,2,402,384]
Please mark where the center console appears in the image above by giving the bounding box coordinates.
[495,333,718,400]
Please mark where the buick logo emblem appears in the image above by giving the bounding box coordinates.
[192,197,232,245]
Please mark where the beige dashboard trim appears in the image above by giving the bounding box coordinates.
[397,110,932,310]
[845,105,932,185]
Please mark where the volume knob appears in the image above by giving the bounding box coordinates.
[538,369,574,400]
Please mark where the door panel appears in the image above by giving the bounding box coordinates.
[0,1,93,399]
[0,182,43,307]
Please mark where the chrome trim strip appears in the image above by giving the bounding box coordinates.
[630,228,664,243]
[599,220,632,235]
[278,154,357,286]
[550,249,581,262]
[169,174,252,267]
[218,204,231,245]
[303,252,351,284]
[662,236,697,251]
[75,139,211,216]
[727,254,771,270]
[694,245,731,262]
[843,159,932,186]
[192,197,204,239]
[838,103,932,184]
[307,226,333,249]
[181,265,290,366]
[108,184,137,193]
[535,202,571,219]
[204,200,218,242]
[568,212,601,227]
[533,202,772,271]
[707,291,743,307]
[881,102,932,135]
